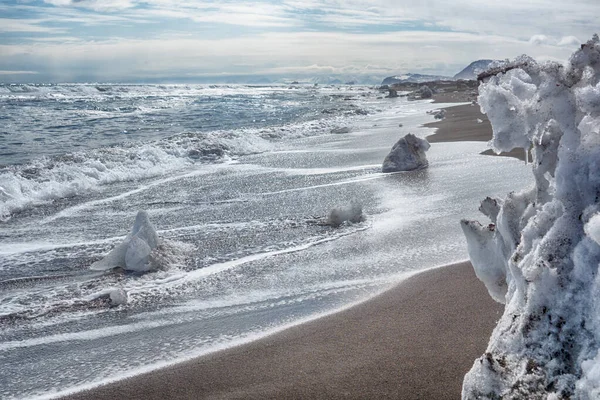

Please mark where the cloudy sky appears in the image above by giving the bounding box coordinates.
[0,0,598,82]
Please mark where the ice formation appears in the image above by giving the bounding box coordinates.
[91,210,160,273]
[460,35,600,399]
[382,133,430,172]
[327,202,365,227]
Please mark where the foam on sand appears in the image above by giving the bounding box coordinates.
[461,35,600,399]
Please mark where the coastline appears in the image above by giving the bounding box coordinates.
[64,262,502,400]
[426,98,526,162]
[59,90,509,400]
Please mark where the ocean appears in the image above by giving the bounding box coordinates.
[0,83,531,399]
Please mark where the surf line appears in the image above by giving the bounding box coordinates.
[157,225,371,288]
[39,167,219,225]
[255,172,393,196]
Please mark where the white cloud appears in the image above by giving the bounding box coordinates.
[44,0,134,12]
[0,30,580,81]
[3,0,599,81]
[0,18,66,33]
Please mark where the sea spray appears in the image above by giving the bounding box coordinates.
[461,35,600,398]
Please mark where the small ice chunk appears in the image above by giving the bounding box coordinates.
[91,210,160,272]
[331,127,351,134]
[382,133,430,173]
[108,289,128,306]
[88,288,128,307]
[327,202,365,227]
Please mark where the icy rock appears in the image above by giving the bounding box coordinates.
[419,85,433,99]
[327,202,365,227]
[461,35,600,399]
[382,133,430,172]
[91,211,160,272]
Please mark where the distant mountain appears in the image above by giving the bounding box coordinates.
[453,60,497,80]
[381,73,451,86]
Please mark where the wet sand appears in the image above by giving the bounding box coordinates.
[426,103,526,161]
[65,262,502,400]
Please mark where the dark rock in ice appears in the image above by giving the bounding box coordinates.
[382,133,430,172]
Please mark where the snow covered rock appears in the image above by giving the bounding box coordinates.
[461,35,600,399]
[91,210,160,273]
[382,134,430,172]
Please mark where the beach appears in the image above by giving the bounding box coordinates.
[425,102,526,161]
[65,262,502,400]
[62,95,509,400]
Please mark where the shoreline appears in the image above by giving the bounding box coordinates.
[59,92,508,400]
[64,262,502,400]
[425,99,526,162]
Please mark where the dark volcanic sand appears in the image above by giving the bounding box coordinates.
[425,103,527,161]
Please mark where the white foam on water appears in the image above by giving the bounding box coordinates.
[26,266,428,400]
[0,85,392,222]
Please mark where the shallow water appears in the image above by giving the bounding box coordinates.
[0,86,532,399]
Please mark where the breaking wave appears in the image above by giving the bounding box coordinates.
[0,110,367,222]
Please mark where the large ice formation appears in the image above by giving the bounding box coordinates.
[382,133,430,172]
[460,35,600,399]
[91,210,160,273]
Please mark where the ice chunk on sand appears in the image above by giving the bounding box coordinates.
[331,127,351,134]
[382,133,430,172]
[91,211,160,272]
[87,288,128,307]
[327,202,365,227]
[461,35,600,399]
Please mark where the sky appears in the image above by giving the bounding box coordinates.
[0,0,598,83]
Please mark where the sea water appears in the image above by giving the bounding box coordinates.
[0,84,532,399]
